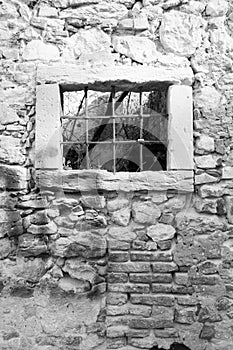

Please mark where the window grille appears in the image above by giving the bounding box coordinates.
[61,87,168,173]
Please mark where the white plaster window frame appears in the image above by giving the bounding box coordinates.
[35,64,194,193]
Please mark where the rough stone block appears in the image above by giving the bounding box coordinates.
[112,36,158,64]
[0,103,19,125]
[50,233,107,258]
[0,238,13,259]
[196,134,215,152]
[0,165,28,190]
[18,234,48,256]
[0,136,25,165]
[147,223,176,242]
[110,207,131,227]
[108,226,136,242]
[195,154,220,169]
[159,10,203,56]
[27,221,57,235]
[132,201,161,224]
[222,166,233,179]
[206,0,228,17]
[225,196,233,223]
[22,40,60,61]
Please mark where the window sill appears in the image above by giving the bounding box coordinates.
[37,169,194,193]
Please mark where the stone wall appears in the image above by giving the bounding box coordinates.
[1,0,233,350]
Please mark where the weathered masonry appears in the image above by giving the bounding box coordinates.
[1,0,233,350]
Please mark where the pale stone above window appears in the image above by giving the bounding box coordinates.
[35,64,194,192]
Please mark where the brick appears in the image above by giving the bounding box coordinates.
[130,294,175,307]
[109,252,129,262]
[190,275,221,285]
[174,307,196,324]
[107,305,129,316]
[129,316,173,329]
[108,262,151,273]
[107,273,128,283]
[152,262,178,273]
[129,273,172,284]
[106,316,129,327]
[125,329,150,338]
[131,250,173,262]
[176,296,198,306]
[108,283,150,294]
[129,305,152,317]
[108,240,130,250]
[107,326,127,338]
[107,293,128,305]
[128,318,156,329]
[151,284,173,293]
[107,304,151,317]
[172,285,194,294]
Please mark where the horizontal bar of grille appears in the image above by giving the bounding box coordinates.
[61,113,166,120]
[61,140,167,145]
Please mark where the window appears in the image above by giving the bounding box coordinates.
[62,87,168,173]
[35,64,194,192]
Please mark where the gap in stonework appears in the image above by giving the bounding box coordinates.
[151,343,191,350]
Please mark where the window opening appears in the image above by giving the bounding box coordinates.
[61,87,168,173]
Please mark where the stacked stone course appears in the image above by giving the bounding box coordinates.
[1,0,233,349]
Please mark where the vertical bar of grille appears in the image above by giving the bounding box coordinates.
[112,87,116,174]
[85,87,89,169]
[139,90,143,171]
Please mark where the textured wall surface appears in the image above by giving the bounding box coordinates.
[1,0,233,350]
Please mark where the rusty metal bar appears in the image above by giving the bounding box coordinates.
[61,113,159,120]
[139,91,143,171]
[112,87,116,174]
[61,140,167,145]
[85,87,89,169]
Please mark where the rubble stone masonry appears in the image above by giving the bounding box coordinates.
[1,0,233,350]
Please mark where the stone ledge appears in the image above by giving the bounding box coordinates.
[36,63,194,90]
[37,169,194,192]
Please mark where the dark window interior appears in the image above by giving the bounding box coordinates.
[62,87,168,173]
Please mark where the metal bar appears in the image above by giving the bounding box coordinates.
[61,140,167,145]
[61,113,160,120]
[85,87,89,169]
[139,90,143,171]
[112,87,116,174]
